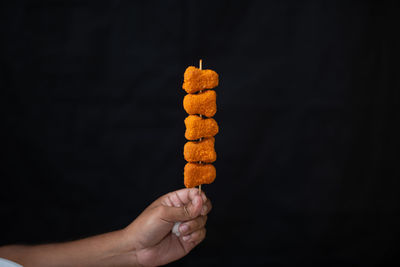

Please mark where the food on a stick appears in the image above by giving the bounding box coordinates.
[184,115,219,141]
[184,137,217,163]
[183,90,217,118]
[182,66,219,94]
[182,62,219,189]
[184,163,216,188]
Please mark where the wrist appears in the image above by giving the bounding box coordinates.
[98,229,140,267]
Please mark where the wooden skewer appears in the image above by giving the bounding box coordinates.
[198,59,203,195]
[199,59,203,138]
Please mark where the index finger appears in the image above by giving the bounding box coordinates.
[164,188,207,207]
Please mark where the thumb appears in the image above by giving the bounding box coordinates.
[159,195,203,222]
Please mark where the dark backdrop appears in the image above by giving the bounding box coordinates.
[1,0,399,265]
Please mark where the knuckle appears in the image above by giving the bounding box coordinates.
[207,201,213,211]
[192,230,200,239]
[191,218,199,229]
[202,215,208,226]
[198,228,206,242]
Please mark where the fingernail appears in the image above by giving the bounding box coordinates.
[182,235,191,241]
[179,224,189,234]
[193,196,200,206]
[201,205,207,215]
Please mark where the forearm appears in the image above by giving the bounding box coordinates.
[0,229,139,267]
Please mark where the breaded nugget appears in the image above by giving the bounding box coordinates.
[184,137,217,163]
[183,90,217,118]
[184,163,216,188]
[184,115,219,140]
[182,66,219,94]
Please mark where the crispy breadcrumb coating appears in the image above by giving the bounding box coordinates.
[183,90,217,118]
[184,137,217,163]
[184,163,216,188]
[182,66,219,94]
[184,115,219,140]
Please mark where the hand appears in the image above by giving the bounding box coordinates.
[0,188,212,267]
[123,188,212,266]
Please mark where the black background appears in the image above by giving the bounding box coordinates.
[1,0,399,265]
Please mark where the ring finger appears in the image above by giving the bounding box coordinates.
[179,215,207,236]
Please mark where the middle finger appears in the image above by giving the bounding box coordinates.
[179,215,207,236]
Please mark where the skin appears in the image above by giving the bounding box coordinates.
[0,188,212,267]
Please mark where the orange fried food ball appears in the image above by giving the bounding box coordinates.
[184,163,216,188]
[184,137,217,163]
[182,66,219,94]
[183,90,217,118]
[184,115,219,140]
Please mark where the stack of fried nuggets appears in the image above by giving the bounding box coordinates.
[182,66,219,188]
